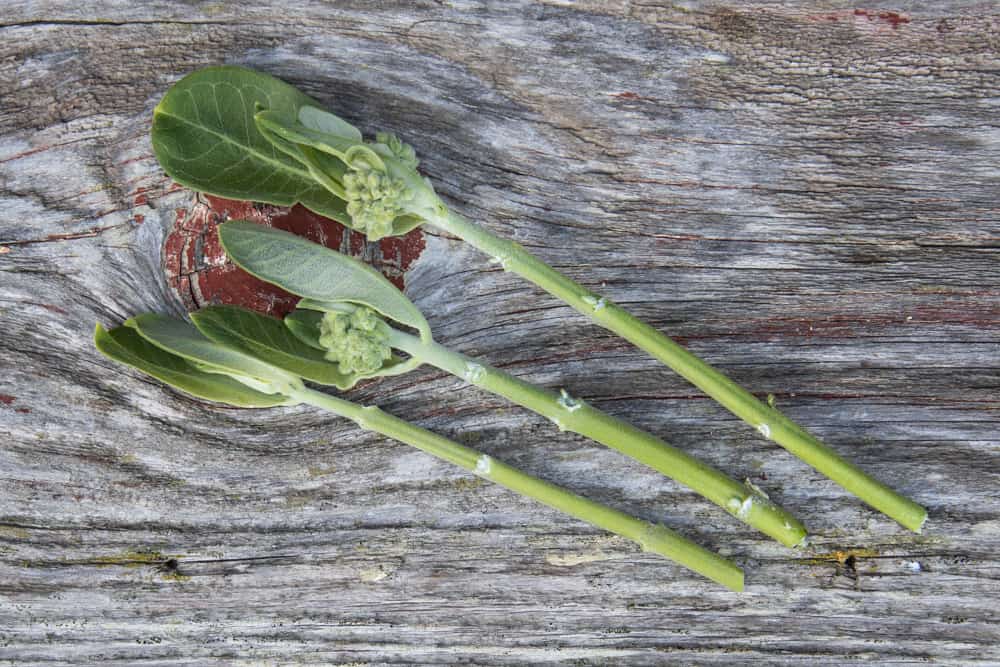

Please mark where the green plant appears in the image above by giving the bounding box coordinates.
[94,318,743,591]
[151,65,925,533]
[213,221,806,548]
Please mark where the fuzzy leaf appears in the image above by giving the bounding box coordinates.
[255,102,426,238]
[298,105,363,143]
[192,305,409,389]
[255,110,378,168]
[126,313,298,394]
[94,323,290,407]
[218,221,433,342]
[284,308,326,350]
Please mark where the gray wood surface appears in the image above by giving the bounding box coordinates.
[1,1,998,664]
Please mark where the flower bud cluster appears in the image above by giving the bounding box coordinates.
[343,167,412,241]
[376,131,419,169]
[318,307,392,374]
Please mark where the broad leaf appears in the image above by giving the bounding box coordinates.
[255,110,379,169]
[299,105,362,143]
[385,214,427,237]
[284,308,326,350]
[151,65,347,222]
[298,145,350,200]
[126,313,299,394]
[218,221,433,342]
[251,120,351,212]
[192,305,410,389]
[94,324,290,407]
[255,99,427,238]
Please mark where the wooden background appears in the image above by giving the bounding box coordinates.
[1,1,998,664]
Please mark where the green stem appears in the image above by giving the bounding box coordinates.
[291,386,743,590]
[432,209,927,533]
[387,329,807,548]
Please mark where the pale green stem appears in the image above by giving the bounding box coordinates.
[387,329,807,548]
[291,385,744,590]
[431,209,927,533]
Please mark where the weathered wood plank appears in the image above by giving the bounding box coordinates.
[1,1,998,664]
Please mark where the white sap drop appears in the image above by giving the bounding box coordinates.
[581,295,607,311]
[464,362,486,383]
[737,496,754,519]
[728,495,753,519]
[475,454,492,475]
[557,389,582,412]
[757,423,771,439]
[489,250,512,270]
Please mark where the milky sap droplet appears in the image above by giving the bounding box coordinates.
[727,495,754,519]
[557,389,582,413]
[464,362,486,383]
[488,249,513,270]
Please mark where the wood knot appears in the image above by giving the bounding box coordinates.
[164,194,425,318]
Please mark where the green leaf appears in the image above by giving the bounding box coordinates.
[284,308,326,350]
[126,313,299,394]
[255,110,379,168]
[191,305,407,389]
[94,323,291,407]
[151,65,347,222]
[252,117,350,210]
[218,221,433,342]
[298,105,362,143]
[255,103,427,238]
[298,145,350,200]
[385,214,426,237]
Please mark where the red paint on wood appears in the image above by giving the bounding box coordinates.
[15,301,69,316]
[808,9,910,29]
[378,228,427,288]
[0,394,15,405]
[854,9,910,29]
[163,195,425,318]
[16,407,30,414]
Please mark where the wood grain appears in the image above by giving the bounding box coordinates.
[1,2,998,664]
